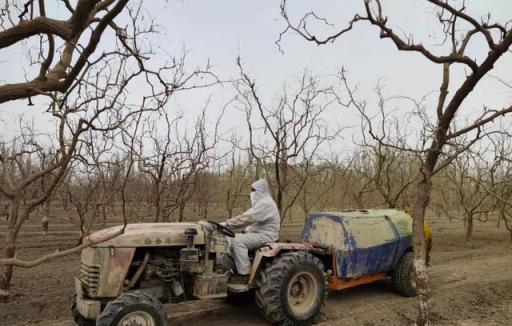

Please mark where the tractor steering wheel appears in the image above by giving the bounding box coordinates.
[207,220,235,238]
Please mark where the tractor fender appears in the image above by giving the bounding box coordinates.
[248,243,319,286]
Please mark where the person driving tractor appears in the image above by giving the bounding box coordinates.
[221,179,280,284]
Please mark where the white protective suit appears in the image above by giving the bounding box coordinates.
[223,179,280,275]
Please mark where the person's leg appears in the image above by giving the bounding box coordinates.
[231,233,272,275]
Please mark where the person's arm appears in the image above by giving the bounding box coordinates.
[224,213,257,228]
[223,201,267,228]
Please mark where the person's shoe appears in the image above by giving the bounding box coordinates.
[227,274,249,292]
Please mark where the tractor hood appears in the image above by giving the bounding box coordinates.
[85,223,206,248]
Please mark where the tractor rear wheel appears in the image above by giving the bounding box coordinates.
[392,251,417,297]
[255,251,326,326]
[96,291,167,326]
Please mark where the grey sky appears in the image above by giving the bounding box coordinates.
[1,0,511,155]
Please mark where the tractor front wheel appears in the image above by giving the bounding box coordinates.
[255,251,327,326]
[71,294,95,326]
[96,291,167,326]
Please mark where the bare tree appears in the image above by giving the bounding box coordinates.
[475,131,512,241]
[0,0,131,103]
[436,152,491,240]
[279,1,512,324]
[164,109,222,222]
[192,171,211,219]
[336,155,374,208]
[223,148,251,218]
[0,117,130,301]
[353,140,419,209]
[235,59,336,222]
[297,159,338,220]
[137,112,182,222]
[63,130,125,241]
[0,3,219,301]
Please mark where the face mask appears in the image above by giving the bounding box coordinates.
[250,192,257,206]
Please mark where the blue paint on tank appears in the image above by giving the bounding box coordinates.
[394,235,413,264]
[347,242,396,276]
[300,210,413,278]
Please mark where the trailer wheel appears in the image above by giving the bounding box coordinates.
[71,294,95,326]
[255,251,327,326]
[392,251,417,297]
[96,291,167,326]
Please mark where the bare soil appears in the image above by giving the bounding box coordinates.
[1,217,511,326]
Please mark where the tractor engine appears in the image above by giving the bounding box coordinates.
[128,226,230,302]
[75,222,232,322]
[136,247,198,301]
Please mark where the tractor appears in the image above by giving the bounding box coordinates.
[72,209,431,326]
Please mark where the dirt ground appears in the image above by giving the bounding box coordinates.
[0,217,511,326]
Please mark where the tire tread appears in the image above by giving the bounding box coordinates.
[96,290,167,326]
[255,251,327,326]
[392,251,417,297]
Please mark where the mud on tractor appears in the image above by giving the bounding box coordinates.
[73,209,431,326]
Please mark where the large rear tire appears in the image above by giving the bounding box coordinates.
[392,251,417,297]
[255,251,327,326]
[96,291,167,326]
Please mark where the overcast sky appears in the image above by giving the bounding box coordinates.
[1,0,511,155]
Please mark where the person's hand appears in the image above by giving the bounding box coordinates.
[219,221,228,227]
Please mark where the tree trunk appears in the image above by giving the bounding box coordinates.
[152,183,161,222]
[0,240,15,302]
[202,199,209,219]
[465,215,473,241]
[78,211,86,243]
[0,199,20,302]
[300,188,310,222]
[412,162,435,326]
[153,199,161,222]
[277,187,283,219]
[101,204,106,225]
[502,214,512,242]
[177,202,185,222]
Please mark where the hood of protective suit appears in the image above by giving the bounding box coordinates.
[250,179,270,206]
